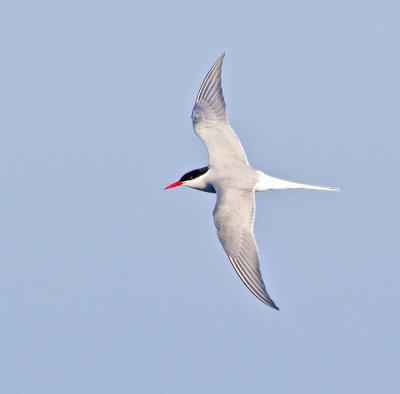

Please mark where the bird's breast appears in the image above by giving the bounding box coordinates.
[208,165,259,190]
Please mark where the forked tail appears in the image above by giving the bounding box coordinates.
[255,171,340,192]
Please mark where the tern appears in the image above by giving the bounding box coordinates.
[165,54,339,310]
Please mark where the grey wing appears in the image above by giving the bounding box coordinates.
[191,54,249,166]
[213,186,279,310]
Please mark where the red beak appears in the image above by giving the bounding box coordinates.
[164,181,183,190]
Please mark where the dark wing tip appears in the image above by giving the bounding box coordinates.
[269,301,280,311]
[195,53,225,103]
[229,256,279,310]
[192,53,228,124]
[260,295,279,310]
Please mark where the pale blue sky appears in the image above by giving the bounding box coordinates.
[1,1,399,393]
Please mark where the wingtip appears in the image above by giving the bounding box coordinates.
[267,300,280,311]
[193,52,228,123]
[214,53,225,66]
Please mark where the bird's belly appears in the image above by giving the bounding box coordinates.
[209,165,258,189]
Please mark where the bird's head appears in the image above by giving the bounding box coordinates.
[164,167,214,192]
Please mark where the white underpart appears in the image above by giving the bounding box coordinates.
[180,53,340,310]
[254,171,340,192]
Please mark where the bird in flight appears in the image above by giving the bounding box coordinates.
[165,54,339,310]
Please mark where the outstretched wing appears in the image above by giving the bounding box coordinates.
[213,186,279,310]
[191,54,249,166]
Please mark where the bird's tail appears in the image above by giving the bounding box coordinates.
[255,171,340,192]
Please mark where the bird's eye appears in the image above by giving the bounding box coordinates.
[179,167,209,182]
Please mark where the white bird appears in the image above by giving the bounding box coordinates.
[165,54,339,310]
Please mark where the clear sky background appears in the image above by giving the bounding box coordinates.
[1,1,399,393]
